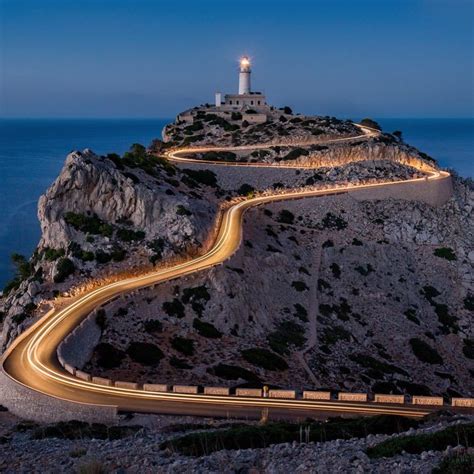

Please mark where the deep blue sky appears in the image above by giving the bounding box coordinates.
[1,0,473,118]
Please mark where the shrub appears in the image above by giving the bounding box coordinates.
[32,420,141,441]
[64,212,113,237]
[236,183,255,196]
[291,281,309,292]
[43,247,65,261]
[319,325,351,346]
[462,339,474,359]
[434,247,457,261]
[241,348,288,371]
[268,320,306,355]
[116,227,145,242]
[354,264,374,276]
[277,210,295,224]
[352,353,408,377]
[3,253,33,294]
[182,286,210,304]
[280,148,309,161]
[293,303,308,322]
[321,213,347,230]
[193,318,222,338]
[464,294,474,311]
[144,319,163,333]
[209,363,261,382]
[366,423,474,459]
[182,168,218,187]
[95,250,112,264]
[127,342,164,365]
[404,308,420,325]
[176,205,192,217]
[54,258,75,283]
[409,338,443,364]
[360,118,381,130]
[94,343,125,369]
[161,415,417,457]
[162,299,185,318]
[171,336,195,356]
[283,106,293,114]
[330,263,341,279]
[170,356,192,369]
[434,451,474,473]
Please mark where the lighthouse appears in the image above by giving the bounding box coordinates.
[238,56,251,94]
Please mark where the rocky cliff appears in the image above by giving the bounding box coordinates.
[0,146,218,350]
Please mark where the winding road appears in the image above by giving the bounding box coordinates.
[0,125,458,422]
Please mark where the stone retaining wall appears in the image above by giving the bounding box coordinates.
[349,174,453,207]
[0,370,117,423]
[57,309,102,370]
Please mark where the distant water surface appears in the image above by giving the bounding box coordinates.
[0,118,169,287]
[0,117,472,288]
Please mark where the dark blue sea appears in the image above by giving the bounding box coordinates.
[0,118,472,288]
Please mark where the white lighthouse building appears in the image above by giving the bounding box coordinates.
[238,56,251,94]
[216,56,267,113]
[177,56,269,125]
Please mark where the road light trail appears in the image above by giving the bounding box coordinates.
[0,126,456,420]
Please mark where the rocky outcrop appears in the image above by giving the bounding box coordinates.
[0,148,218,351]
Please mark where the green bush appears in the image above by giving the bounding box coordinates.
[176,205,192,216]
[170,356,192,369]
[43,247,65,261]
[241,348,288,371]
[3,253,33,294]
[268,320,306,355]
[144,319,163,333]
[409,338,443,364]
[277,210,295,224]
[291,280,309,292]
[94,343,125,369]
[171,336,195,356]
[463,294,474,311]
[116,227,145,242]
[182,168,218,187]
[404,308,420,325]
[433,451,474,473]
[193,318,222,338]
[236,183,255,196]
[32,420,141,440]
[360,118,381,130]
[54,258,75,283]
[127,342,164,365]
[330,263,341,279]
[319,325,351,346]
[321,212,347,230]
[182,286,210,304]
[64,212,113,237]
[280,148,309,161]
[161,415,417,457]
[162,299,185,318]
[434,247,457,261]
[293,303,308,322]
[352,353,408,377]
[366,423,474,459]
[462,339,474,359]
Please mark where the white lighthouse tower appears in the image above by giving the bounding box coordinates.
[238,56,251,94]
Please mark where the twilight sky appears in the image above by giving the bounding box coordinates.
[1,0,473,118]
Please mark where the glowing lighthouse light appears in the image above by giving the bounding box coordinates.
[238,56,251,95]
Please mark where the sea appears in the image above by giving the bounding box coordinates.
[0,117,472,288]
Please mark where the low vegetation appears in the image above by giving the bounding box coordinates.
[409,338,443,364]
[267,320,306,355]
[171,336,195,356]
[126,342,164,366]
[161,415,417,457]
[366,423,474,459]
[192,318,222,338]
[208,363,261,383]
[241,348,288,371]
[433,247,457,261]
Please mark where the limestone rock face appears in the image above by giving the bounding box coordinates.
[38,149,214,251]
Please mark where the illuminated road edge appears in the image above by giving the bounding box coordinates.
[1,126,465,421]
